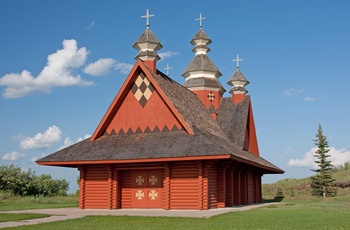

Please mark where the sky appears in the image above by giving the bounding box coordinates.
[1,0,350,193]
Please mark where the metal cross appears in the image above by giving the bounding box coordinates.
[195,13,206,28]
[233,54,243,68]
[141,9,154,29]
[163,63,172,76]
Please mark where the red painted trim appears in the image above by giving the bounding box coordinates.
[37,155,232,166]
[246,99,260,155]
[90,60,193,141]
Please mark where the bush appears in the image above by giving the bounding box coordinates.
[0,164,69,196]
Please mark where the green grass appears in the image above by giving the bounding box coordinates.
[0,195,78,211]
[263,168,350,200]
[2,200,350,230]
[0,213,50,223]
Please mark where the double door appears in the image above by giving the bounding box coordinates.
[131,170,162,208]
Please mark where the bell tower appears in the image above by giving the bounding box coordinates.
[182,13,225,117]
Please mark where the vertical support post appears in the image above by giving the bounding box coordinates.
[233,169,241,206]
[240,171,248,205]
[225,167,233,207]
[197,161,204,210]
[106,164,113,209]
[78,166,85,209]
[163,162,171,210]
[217,166,226,208]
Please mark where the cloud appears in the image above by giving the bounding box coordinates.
[86,21,96,30]
[2,151,26,161]
[288,147,350,168]
[304,97,315,101]
[84,58,116,76]
[0,39,93,99]
[30,153,46,163]
[20,125,62,150]
[84,59,133,76]
[158,51,180,60]
[58,134,91,150]
[114,62,133,74]
[283,88,304,97]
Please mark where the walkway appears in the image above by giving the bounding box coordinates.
[0,203,279,229]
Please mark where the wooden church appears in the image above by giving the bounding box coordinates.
[37,11,283,210]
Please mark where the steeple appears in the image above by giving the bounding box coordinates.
[133,9,162,73]
[227,55,249,103]
[182,13,225,111]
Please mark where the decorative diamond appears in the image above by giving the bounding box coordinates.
[149,190,158,200]
[136,176,144,185]
[208,92,215,102]
[149,175,158,185]
[136,190,144,200]
[131,73,154,107]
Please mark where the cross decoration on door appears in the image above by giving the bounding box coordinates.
[136,176,145,185]
[135,190,144,200]
[149,175,158,185]
[149,190,158,200]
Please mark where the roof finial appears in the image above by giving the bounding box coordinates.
[163,63,172,76]
[141,9,154,29]
[195,13,206,29]
[233,54,243,68]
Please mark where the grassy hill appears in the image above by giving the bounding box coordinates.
[263,168,350,201]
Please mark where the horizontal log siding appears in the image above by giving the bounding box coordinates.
[120,171,132,208]
[84,165,109,209]
[169,162,198,209]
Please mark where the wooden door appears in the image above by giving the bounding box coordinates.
[131,170,162,208]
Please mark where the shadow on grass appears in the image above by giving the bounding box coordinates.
[262,197,284,203]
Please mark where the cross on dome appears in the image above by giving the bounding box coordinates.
[195,13,206,29]
[163,63,172,76]
[233,54,243,68]
[141,9,154,29]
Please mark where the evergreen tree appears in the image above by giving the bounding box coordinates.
[310,125,337,197]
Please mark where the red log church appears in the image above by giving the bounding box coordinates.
[37,11,283,210]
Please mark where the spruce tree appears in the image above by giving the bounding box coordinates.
[310,125,337,197]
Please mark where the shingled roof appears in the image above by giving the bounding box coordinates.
[217,97,250,148]
[37,61,283,174]
[182,54,222,77]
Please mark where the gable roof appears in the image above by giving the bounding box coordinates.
[37,60,283,174]
[90,59,194,141]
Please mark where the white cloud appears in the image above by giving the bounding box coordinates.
[86,21,96,30]
[58,134,91,150]
[84,58,116,76]
[30,153,46,163]
[288,147,350,168]
[304,97,315,101]
[2,151,26,161]
[283,88,304,97]
[114,62,133,74]
[158,51,180,60]
[84,59,132,76]
[0,39,93,99]
[20,125,62,150]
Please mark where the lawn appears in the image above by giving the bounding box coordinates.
[0,214,50,223]
[0,195,78,211]
[2,199,350,230]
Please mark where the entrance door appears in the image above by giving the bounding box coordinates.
[131,170,162,208]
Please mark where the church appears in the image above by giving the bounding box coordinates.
[37,10,283,210]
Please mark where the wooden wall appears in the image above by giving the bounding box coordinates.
[82,165,109,209]
[78,160,263,210]
[168,162,199,209]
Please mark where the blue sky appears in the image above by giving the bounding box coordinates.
[1,1,350,193]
